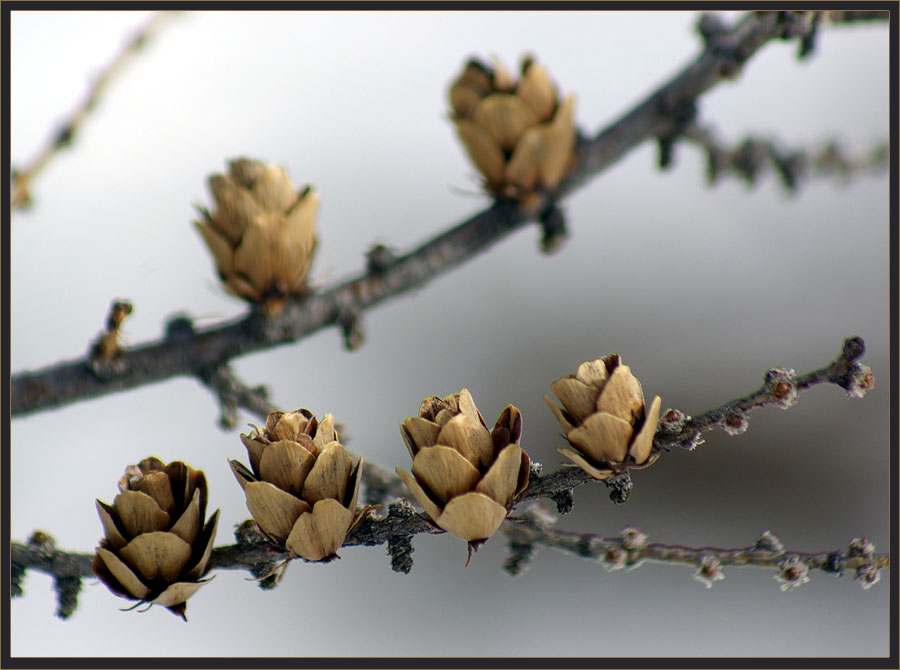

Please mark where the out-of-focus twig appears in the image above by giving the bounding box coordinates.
[197,362,276,430]
[679,124,889,192]
[826,10,890,24]
[11,11,178,214]
[501,506,889,590]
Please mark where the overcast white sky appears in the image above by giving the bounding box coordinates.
[10,10,890,659]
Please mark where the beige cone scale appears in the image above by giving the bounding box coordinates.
[194,157,318,314]
[229,409,366,562]
[545,354,662,480]
[93,457,219,621]
[449,55,576,203]
[396,389,530,546]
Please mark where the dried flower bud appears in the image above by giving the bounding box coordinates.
[754,530,785,554]
[764,368,798,409]
[845,363,874,398]
[194,158,318,314]
[599,545,627,571]
[93,457,219,620]
[722,408,750,436]
[396,389,530,550]
[694,554,726,588]
[855,563,881,590]
[449,56,576,205]
[620,526,648,551]
[230,409,365,562]
[847,536,875,559]
[775,556,810,591]
[545,354,662,480]
[659,408,687,434]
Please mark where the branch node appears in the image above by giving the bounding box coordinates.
[697,12,728,45]
[603,471,633,504]
[164,314,196,342]
[387,533,414,574]
[233,519,271,547]
[336,302,365,351]
[655,99,698,170]
[841,336,866,362]
[28,530,57,557]
[822,551,844,574]
[54,576,82,620]
[549,489,575,515]
[11,562,26,598]
[753,530,785,555]
[538,202,568,254]
[503,541,535,577]
[366,243,397,274]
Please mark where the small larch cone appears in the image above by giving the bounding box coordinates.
[229,409,366,562]
[449,55,576,205]
[194,157,318,315]
[396,389,530,555]
[93,457,220,621]
[545,355,662,480]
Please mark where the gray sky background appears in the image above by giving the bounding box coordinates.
[10,10,890,658]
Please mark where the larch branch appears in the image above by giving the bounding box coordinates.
[11,11,883,419]
[11,11,179,214]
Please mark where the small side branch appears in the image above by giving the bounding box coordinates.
[11,532,94,619]
[654,336,873,452]
[197,363,276,430]
[11,11,179,214]
[681,124,888,192]
[503,509,889,590]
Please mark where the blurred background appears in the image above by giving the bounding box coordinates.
[9,10,890,658]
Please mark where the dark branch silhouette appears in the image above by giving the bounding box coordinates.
[11,11,887,419]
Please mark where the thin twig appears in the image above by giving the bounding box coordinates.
[501,507,889,590]
[11,335,875,603]
[517,336,873,505]
[652,335,873,452]
[11,11,882,418]
[11,11,179,214]
[197,363,276,430]
[679,124,889,191]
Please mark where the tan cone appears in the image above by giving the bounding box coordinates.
[396,389,530,548]
[93,457,219,621]
[194,158,318,314]
[545,355,662,480]
[230,410,366,562]
[449,56,576,203]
